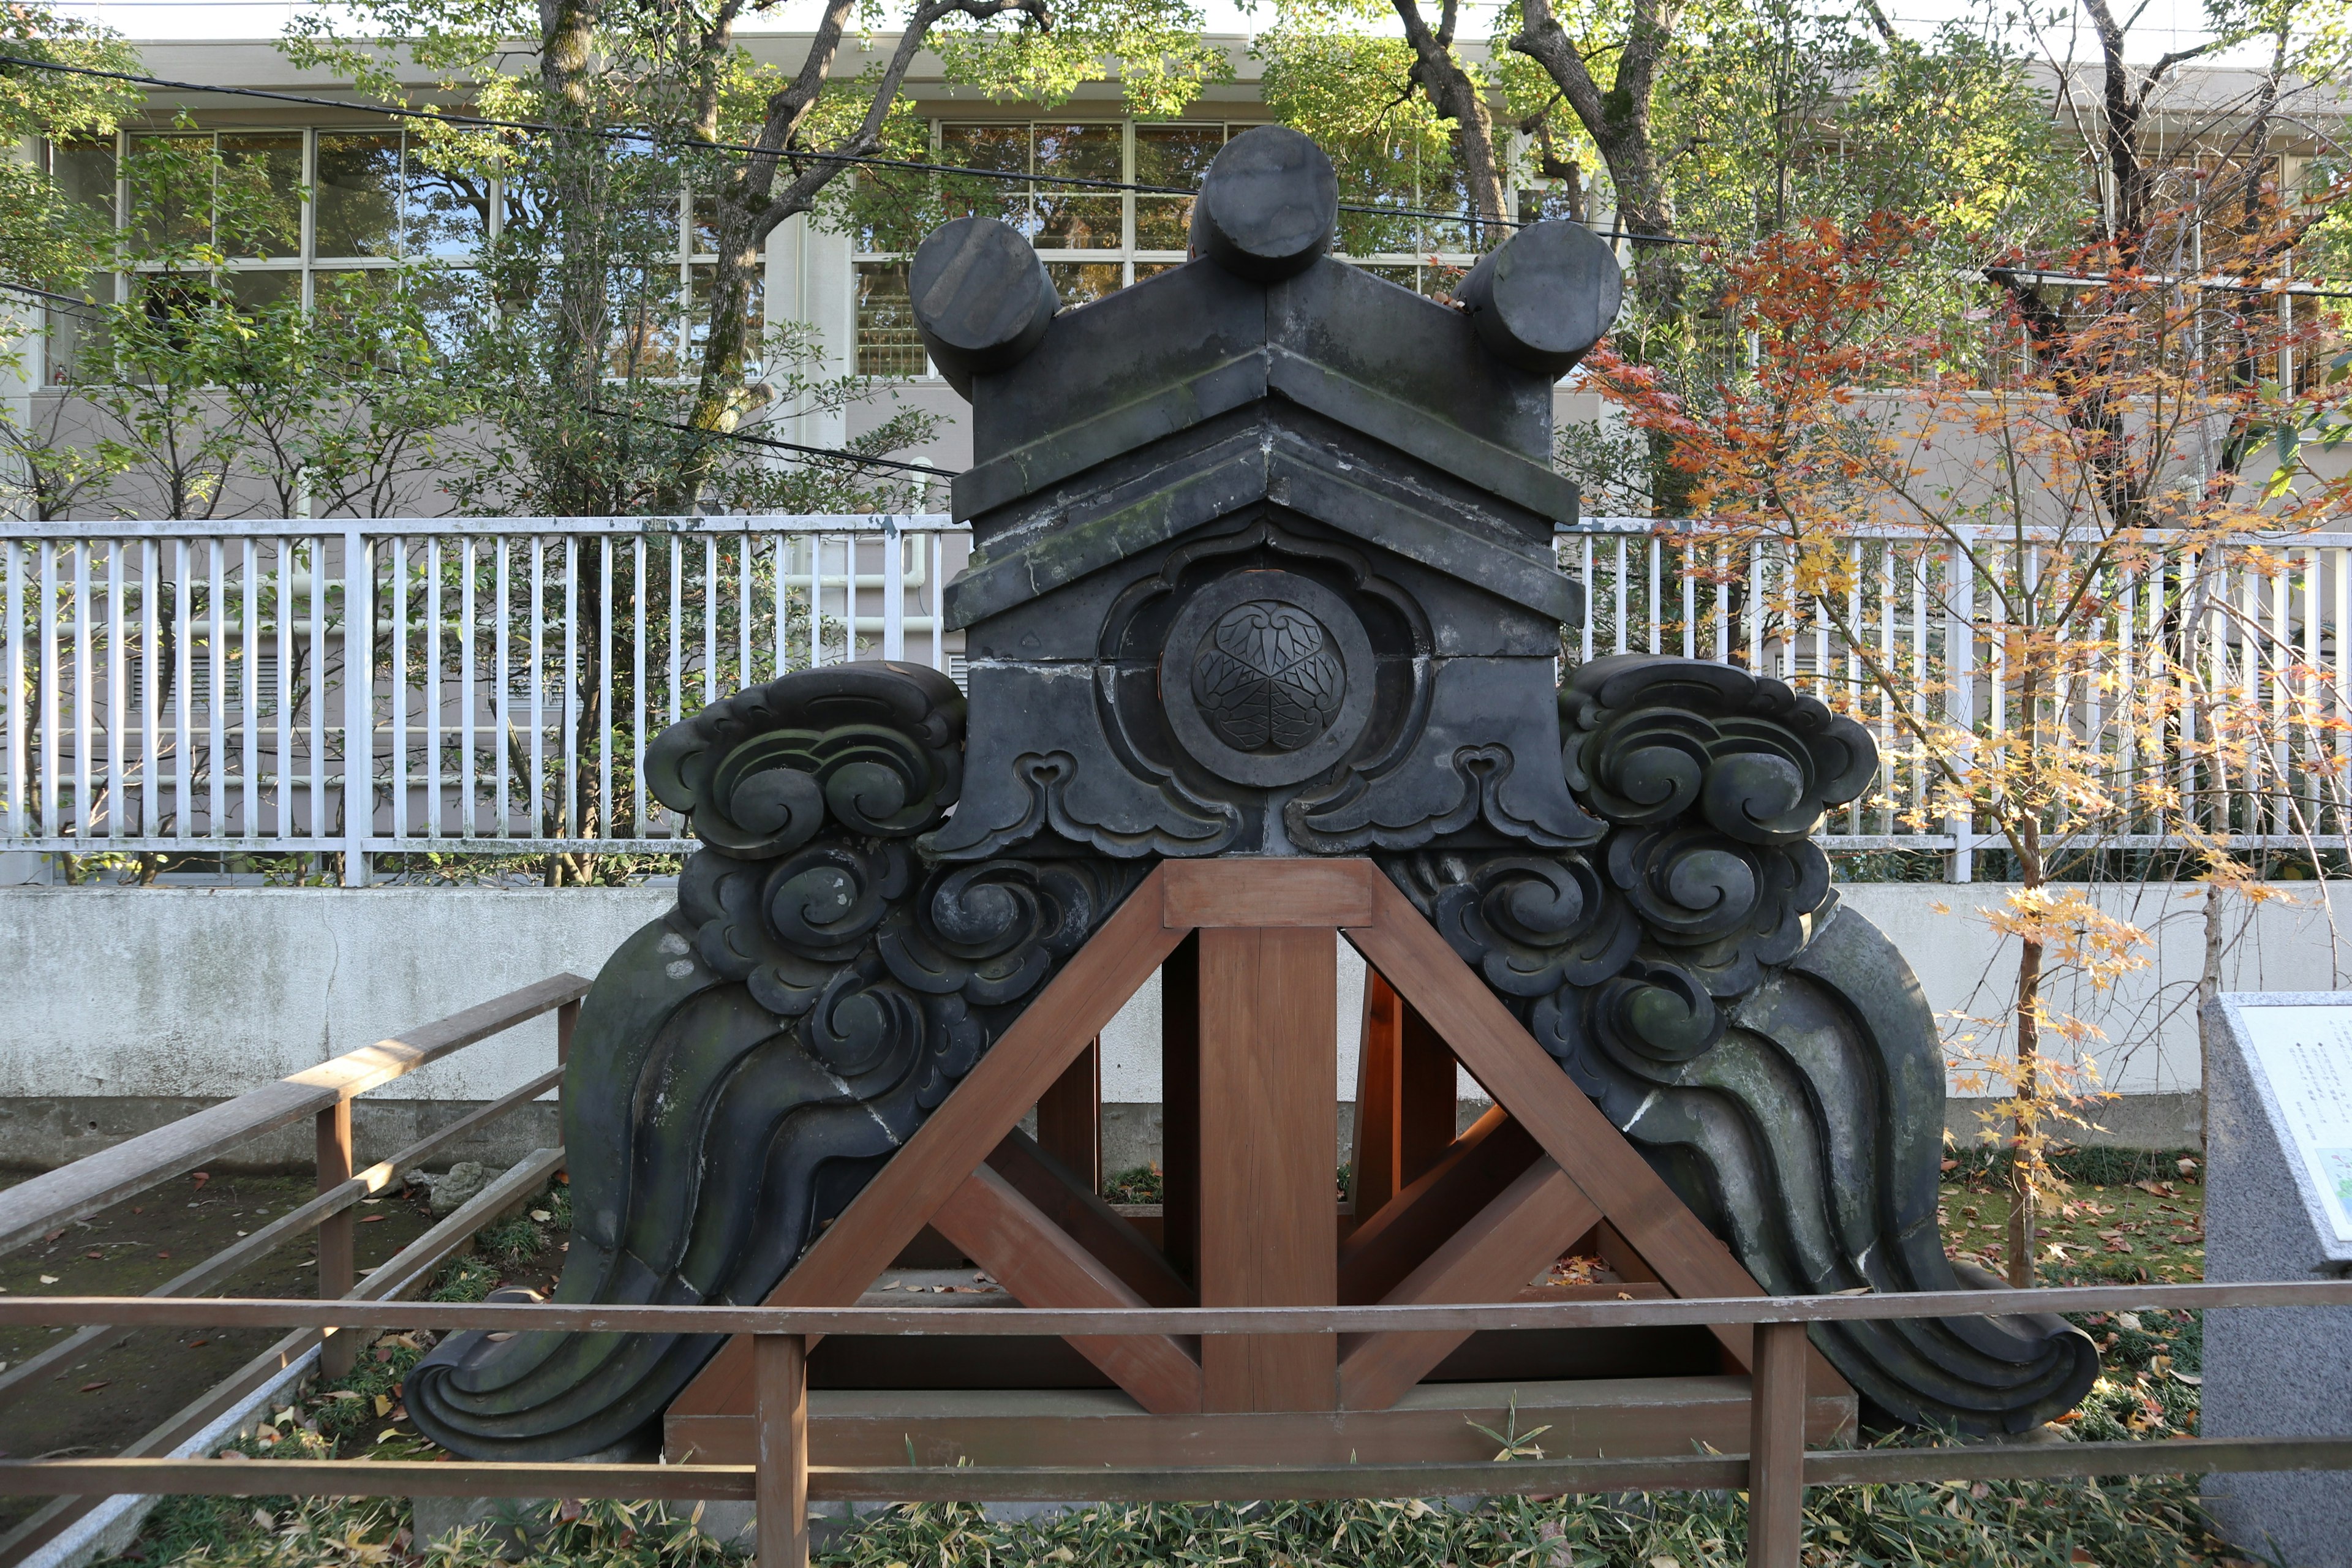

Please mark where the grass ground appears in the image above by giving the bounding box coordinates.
[71,1152,2272,1568]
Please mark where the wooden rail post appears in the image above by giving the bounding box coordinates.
[754,1332,809,1568]
[315,1101,355,1379]
[1746,1320,1807,1568]
[555,997,579,1123]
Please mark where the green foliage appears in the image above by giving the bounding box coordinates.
[817,1486,2230,1568]
[1102,1163,1164,1202]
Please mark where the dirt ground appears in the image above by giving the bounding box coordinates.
[0,1169,446,1535]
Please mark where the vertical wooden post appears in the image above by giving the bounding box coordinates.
[754,1332,809,1568]
[1160,935,1200,1281]
[1350,974,1458,1218]
[555,996,579,1126]
[1349,973,1402,1215]
[1396,998,1457,1188]
[1746,1319,1808,1568]
[315,1099,355,1378]
[1197,925,1338,1412]
[1036,1038,1101,1193]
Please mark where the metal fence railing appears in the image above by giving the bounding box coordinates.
[0,516,966,881]
[7,515,2352,881]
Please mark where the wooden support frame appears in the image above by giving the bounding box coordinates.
[665,857,1852,1568]
[1348,973,1458,1219]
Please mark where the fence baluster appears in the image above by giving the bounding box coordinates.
[208,539,227,843]
[598,536,612,845]
[884,519,906,662]
[69,541,88,845]
[390,537,409,846]
[3,540,21,843]
[563,535,579,840]
[425,537,442,842]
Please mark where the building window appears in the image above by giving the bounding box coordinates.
[855,262,925,377]
[851,118,1496,379]
[41,127,758,386]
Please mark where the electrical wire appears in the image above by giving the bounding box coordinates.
[0,51,1713,245]
[589,405,959,475]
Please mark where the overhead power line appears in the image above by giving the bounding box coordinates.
[0,53,1713,246]
[589,406,959,477]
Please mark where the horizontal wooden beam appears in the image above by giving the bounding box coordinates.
[0,974,587,1256]
[18,1435,2339,1503]
[1160,858,1378,929]
[670,1374,1851,1468]
[7,1277,2352,1336]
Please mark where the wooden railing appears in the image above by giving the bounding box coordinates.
[0,973,587,1565]
[0,1281,2346,1568]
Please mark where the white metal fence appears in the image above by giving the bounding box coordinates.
[5,515,2348,884]
[0,515,965,883]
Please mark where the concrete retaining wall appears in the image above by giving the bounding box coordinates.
[1,880,2339,1170]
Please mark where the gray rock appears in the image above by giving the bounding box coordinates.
[402,1160,492,1216]
[2201,992,2352,1568]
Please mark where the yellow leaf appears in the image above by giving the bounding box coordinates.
[374,1393,391,1417]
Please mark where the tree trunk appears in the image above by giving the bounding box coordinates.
[1392,0,1508,243]
[2009,816,2044,1289]
[1510,0,1692,513]
[2198,880,2223,1153]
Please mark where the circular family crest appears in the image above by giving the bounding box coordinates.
[1161,571,1374,787]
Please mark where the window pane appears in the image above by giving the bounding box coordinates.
[609,276,682,379]
[1035,194,1121,250]
[229,268,300,314]
[218,134,303,259]
[315,132,401,258]
[405,145,491,257]
[1045,260,1120,307]
[938,124,1027,230]
[51,139,116,224]
[406,267,475,361]
[44,292,110,385]
[1133,260,1182,285]
[124,134,211,255]
[855,261,925,377]
[1136,123,1223,187]
[1134,196,1193,251]
[692,191,722,256]
[1032,123,1120,181]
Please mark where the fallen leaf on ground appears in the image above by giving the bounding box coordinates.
[374,1394,391,1417]
[191,1173,209,1190]
[37,1276,57,1285]
[186,1339,208,1349]
[78,1381,107,1393]
[360,1215,387,1224]
[529,1210,551,1223]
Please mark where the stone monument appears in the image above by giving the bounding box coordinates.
[2202,992,2352,1568]
[401,125,2095,1460]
